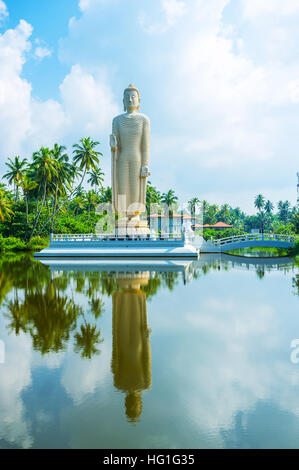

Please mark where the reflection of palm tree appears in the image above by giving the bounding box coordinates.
[89,297,105,319]
[74,322,104,359]
[292,275,299,296]
[0,268,13,305]
[25,285,82,354]
[74,272,86,293]
[4,298,28,335]
[100,273,117,297]
[141,275,161,299]
[202,263,211,275]
[256,267,265,279]
[162,272,179,291]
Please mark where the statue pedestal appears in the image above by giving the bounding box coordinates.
[116,217,150,236]
[34,234,199,259]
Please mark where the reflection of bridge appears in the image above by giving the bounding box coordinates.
[192,253,295,272]
[190,233,298,253]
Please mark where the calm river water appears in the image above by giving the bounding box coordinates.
[0,253,298,449]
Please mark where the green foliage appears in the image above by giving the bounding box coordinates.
[0,141,298,252]
[273,223,296,235]
[198,227,246,241]
[289,240,299,257]
[0,236,26,252]
[26,236,49,251]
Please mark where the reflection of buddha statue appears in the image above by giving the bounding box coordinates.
[111,272,151,423]
[110,84,150,234]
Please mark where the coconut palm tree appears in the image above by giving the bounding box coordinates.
[278,200,291,223]
[0,188,14,221]
[218,203,231,223]
[3,156,28,200]
[161,189,178,208]
[87,168,104,191]
[16,175,37,223]
[146,182,162,212]
[161,190,178,234]
[99,186,112,203]
[73,137,102,178]
[201,200,209,223]
[257,210,267,232]
[188,197,200,216]
[85,190,98,221]
[72,195,85,216]
[254,194,265,212]
[35,137,102,237]
[49,144,75,232]
[29,147,59,239]
[264,200,274,215]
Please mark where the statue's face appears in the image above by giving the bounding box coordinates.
[124,89,139,111]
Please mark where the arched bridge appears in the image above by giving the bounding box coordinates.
[190,233,298,253]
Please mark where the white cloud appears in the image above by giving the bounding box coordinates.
[151,277,299,441]
[163,0,186,24]
[242,0,299,19]
[0,18,118,173]
[78,0,106,12]
[54,0,299,209]
[139,0,186,33]
[0,0,298,210]
[34,46,52,60]
[61,342,110,404]
[0,0,8,19]
[0,20,33,156]
[0,317,33,448]
[59,64,119,137]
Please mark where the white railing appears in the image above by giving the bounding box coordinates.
[214,233,299,247]
[51,232,185,243]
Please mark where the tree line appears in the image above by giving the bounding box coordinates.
[0,137,298,242]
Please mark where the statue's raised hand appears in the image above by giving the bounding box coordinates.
[110,134,117,152]
[141,166,150,178]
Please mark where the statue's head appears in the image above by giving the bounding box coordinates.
[125,391,142,423]
[123,84,140,112]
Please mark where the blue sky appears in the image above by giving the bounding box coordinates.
[0,0,298,212]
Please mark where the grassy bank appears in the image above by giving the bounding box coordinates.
[0,236,49,252]
[225,247,290,257]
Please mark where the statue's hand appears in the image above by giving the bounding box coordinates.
[141,166,150,178]
[110,134,117,152]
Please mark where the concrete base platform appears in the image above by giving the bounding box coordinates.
[39,258,194,273]
[34,239,199,259]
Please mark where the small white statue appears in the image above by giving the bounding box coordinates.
[110,84,150,229]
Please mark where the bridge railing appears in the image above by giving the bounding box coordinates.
[51,233,185,243]
[214,233,299,246]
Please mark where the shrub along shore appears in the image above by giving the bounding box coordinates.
[0,236,49,252]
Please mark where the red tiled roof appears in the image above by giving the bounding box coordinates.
[193,221,233,228]
[213,222,233,227]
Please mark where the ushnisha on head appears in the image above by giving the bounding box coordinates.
[123,84,140,112]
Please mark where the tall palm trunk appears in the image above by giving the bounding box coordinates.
[29,178,47,240]
[34,167,87,239]
[25,193,29,224]
[51,183,59,233]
